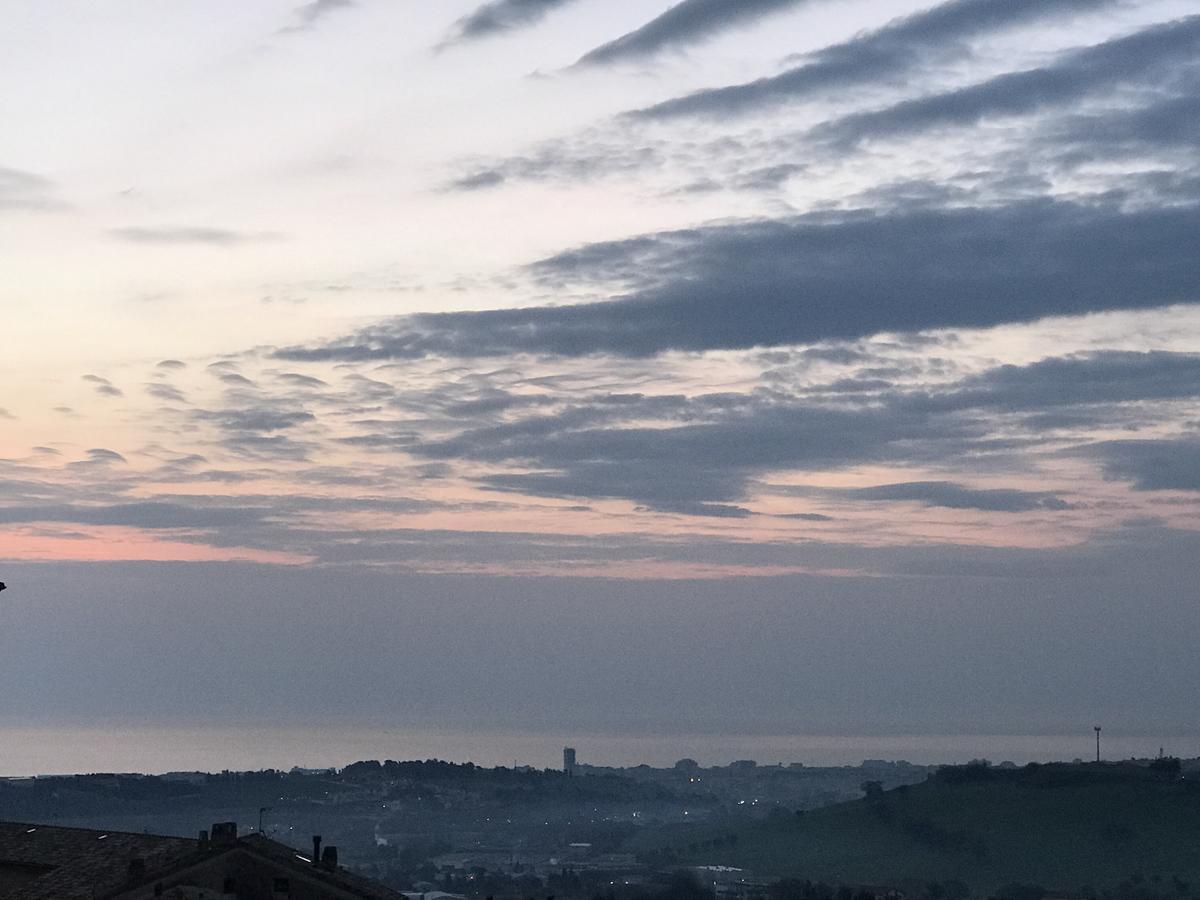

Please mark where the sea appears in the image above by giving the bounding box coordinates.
[1,725,1195,777]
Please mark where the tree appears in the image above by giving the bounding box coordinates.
[1149,756,1182,777]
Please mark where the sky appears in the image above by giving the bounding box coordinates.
[2,0,1199,752]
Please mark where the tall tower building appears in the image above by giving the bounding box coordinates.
[563,747,577,777]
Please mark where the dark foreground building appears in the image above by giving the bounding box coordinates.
[0,821,402,899]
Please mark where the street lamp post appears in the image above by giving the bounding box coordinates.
[1094,726,1102,762]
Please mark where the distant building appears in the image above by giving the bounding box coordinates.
[690,865,776,900]
[0,819,404,899]
[563,747,577,777]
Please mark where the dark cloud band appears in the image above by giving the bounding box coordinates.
[813,14,1200,149]
[575,0,809,67]
[629,0,1116,120]
[277,201,1200,361]
[441,0,580,46]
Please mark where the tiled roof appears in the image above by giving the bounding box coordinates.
[238,834,405,899]
[0,821,199,899]
[0,822,405,900]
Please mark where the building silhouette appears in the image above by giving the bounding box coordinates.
[563,747,577,777]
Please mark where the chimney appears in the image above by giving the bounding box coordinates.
[198,829,209,851]
[321,846,339,871]
[312,835,322,866]
[210,822,238,848]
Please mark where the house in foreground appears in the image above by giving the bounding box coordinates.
[0,820,403,899]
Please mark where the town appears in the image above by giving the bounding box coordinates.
[0,750,931,895]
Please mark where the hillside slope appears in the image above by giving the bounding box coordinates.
[637,762,1200,895]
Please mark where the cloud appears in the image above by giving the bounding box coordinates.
[347,350,1200,514]
[275,372,329,389]
[110,226,281,246]
[441,14,1200,198]
[443,139,663,193]
[77,448,127,465]
[1086,439,1200,491]
[279,0,355,34]
[0,502,270,530]
[277,200,1200,360]
[819,481,1074,512]
[82,374,124,398]
[440,0,580,46]
[145,382,188,404]
[192,407,315,433]
[812,15,1200,149]
[156,359,187,370]
[217,372,257,387]
[575,0,808,68]
[419,397,970,513]
[1044,88,1200,162]
[8,539,1200,734]
[0,165,64,211]
[629,0,1117,120]
[448,170,507,191]
[920,352,1200,415]
[219,433,314,462]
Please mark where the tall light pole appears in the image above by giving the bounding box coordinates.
[1094,726,1102,763]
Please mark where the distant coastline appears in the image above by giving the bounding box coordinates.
[1,725,1195,778]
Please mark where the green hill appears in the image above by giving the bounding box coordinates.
[634,761,1200,896]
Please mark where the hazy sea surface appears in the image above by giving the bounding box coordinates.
[1,726,1196,776]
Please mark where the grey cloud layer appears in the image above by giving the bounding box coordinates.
[111,226,280,246]
[12,3,1198,565]
[9,546,1200,734]
[450,13,1199,198]
[0,165,63,211]
[11,0,1200,740]
[0,502,271,530]
[443,0,580,45]
[813,15,1200,149]
[82,374,123,398]
[279,0,355,34]
[366,351,1200,514]
[1087,439,1200,492]
[278,201,1200,360]
[9,347,1198,564]
[631,0,1115,120]
[576,0,809,67]
[817,481,1073,512]
[452,402,959,514]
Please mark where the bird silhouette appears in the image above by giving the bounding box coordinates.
[0,582,6,592]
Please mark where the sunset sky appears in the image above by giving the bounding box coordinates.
[2,0,1199,747]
